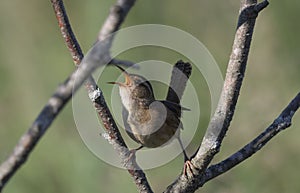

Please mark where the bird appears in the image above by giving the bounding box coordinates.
[108,61,192,169]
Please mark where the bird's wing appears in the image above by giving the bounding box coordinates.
[160,101,181,130]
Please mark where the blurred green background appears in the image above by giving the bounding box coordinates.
[0,0,299,192]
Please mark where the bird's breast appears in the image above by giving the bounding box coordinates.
[126,105,179,148]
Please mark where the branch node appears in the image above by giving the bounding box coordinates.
[88,88,102,102]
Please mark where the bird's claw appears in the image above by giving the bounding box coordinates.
[125,149,137,162]
[183,160,196,178]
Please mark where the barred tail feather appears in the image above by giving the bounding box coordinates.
[166,60,192,104]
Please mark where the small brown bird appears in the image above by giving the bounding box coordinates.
[109,61,192,164]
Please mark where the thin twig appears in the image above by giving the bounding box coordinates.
[164,0,269,192]
[51,0,152,192]
[98,0,135,42]
[204,92,300,183]
[109,58,139,68]
[51,0,83,65]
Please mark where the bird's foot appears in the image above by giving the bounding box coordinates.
[125,149,137,162]
[122,149,138,169]
[123,146,143,167]
[183,159,197,178]
[130,148,138,158]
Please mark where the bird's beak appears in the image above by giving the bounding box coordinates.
[107,65,132,86]
[107,81,125,86]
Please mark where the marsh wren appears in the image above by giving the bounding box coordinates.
[109,61,192,163]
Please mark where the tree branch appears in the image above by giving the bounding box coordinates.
[0,41,110,190]
[204,92,300,183]
[194,0,269,173]
[164,0,269,192]
[98,0,135,42]
[51,0,152,192]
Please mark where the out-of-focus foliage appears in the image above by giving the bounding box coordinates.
[0,0,299,193]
